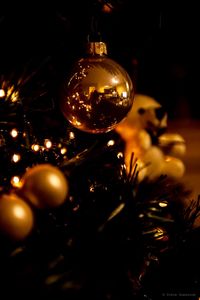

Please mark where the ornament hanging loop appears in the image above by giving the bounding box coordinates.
[86,42,107,56]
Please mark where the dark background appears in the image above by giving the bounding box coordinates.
[0,1,199,119]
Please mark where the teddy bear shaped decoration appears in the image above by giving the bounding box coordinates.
[116,94,186,181]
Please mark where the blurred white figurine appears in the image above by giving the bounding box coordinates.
[116,94,186,181]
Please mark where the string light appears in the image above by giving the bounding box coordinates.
[69,131,75,139]
[31,144,40,152]
[60,147,67,155]
[107,140,115,147]
[159,201,168,208]
[117,152,123,159]
[44,139,52,149]
[0,89,6,98]
[12,153,21,163]
[11,90,19,102]
[10,128,18,138]
[11,176,22,188]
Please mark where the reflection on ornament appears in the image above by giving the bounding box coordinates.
[0,194,34,241]
[60,42,134,133]
[20,164,69,208]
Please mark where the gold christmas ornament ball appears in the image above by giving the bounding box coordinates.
[60,42,134,133]
[20,164,69,208]
[0,194,34,241]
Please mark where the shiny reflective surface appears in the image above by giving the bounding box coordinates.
[21,164,69,208]
[0,194,34,241]
[61,56,134,133]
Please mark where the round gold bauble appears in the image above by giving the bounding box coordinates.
[60,54,134,133]
[20,164,69,208]
[0,194,34,241]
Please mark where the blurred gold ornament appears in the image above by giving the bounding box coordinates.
[20,164,69,208]
[0,194,34,241]
[60,42,134,133]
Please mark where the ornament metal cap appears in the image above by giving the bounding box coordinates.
[86,42,107,56]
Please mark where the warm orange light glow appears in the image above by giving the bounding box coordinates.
[69,132,75,139]
[31,144,40,151]
[117,152,123,159]
[11,91,19,102]
[159,202,168,208]
[60,147,67,155]
[12,154,21,163]
[44,139,52,149]
[13,205,26,219]
[48,174,61,188]
[11,176,22,188]
[107,140,115,147]
[10,128,18,138]
[0,89,5,98]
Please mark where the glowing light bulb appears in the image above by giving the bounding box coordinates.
[10,128,18,138]
[117,152,123,159]
[107,140,115,147]
[12,153,21,163]
[159,202,168,208]
[44,139,52,149]
[0,89,6,98]
[11,90,19,102]
[11,176,22,188]
[60,147,67,155]
[69,131,75,139]
[31,144,40,151]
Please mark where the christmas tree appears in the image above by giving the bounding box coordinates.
[0,2,200,299]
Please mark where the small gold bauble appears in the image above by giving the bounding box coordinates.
[20,164,69,208]
[0,194,34,241]
[60,42,134,133]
